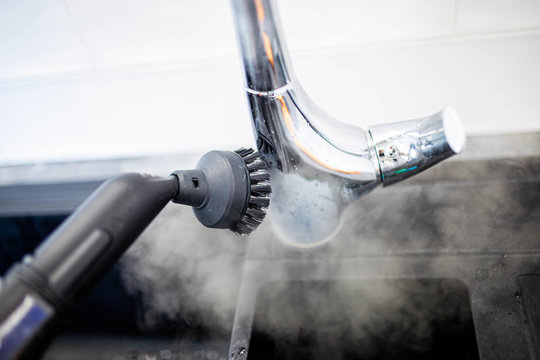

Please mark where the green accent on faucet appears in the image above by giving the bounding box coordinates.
[394,166,418,175]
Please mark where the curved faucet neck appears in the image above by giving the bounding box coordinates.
[229,0,465,246]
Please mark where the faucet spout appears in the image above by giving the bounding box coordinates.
[369,107,465,185]
[230,0,465,245]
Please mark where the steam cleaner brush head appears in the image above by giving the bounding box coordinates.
[171,148,271,235]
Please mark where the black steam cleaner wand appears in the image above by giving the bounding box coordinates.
[0,148,270,360]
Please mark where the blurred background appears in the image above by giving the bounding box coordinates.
[0,0,539,166]
[1,1,540,359]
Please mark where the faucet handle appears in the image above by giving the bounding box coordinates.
[368,107,465,185]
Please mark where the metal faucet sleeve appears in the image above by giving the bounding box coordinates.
[369,107,465,185]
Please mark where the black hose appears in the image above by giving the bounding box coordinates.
[0,173,178,360]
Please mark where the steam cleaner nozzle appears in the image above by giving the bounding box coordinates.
[0,148,270,360]
[171,148,271,235]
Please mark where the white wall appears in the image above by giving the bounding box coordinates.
[0,0,539,165]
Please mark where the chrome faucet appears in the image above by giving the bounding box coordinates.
[230,0,465,245]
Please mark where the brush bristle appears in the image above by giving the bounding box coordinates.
[232,148,271,235]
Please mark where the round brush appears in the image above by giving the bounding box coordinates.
[172,148,271,235]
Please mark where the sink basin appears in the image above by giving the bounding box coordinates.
[248,279,478,360]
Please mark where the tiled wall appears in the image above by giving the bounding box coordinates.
[1,0,539,164]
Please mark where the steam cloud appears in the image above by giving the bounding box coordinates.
[269,171,341,246]
[119,155,538,358]
[120,204,247,336]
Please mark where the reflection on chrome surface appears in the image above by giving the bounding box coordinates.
[231,0,465,245]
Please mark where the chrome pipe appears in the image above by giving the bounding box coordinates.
[230,0,465,245]
[230,0,293,91]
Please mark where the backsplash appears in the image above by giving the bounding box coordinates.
[0,0,539,164]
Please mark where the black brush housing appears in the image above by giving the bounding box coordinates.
[171,149,271,235]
